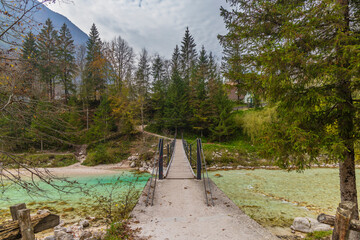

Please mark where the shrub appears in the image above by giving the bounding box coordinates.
[239,107,277,143]
[84,144,109,165]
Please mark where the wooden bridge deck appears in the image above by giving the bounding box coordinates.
[166,140,194,179]
[130,139,278,240]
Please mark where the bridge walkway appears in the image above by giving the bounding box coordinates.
[130,139,278,240]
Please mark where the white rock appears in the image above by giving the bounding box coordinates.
[79,231,92,240]
[291,217,332,233]
[37,209,50,215]
[54,230,74,240]
[130,161,136,168]
[79,219,90,228]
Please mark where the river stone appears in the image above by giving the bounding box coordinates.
[130,161,136,168]
[291,217,332,233]
[37,209,50,215]
[80,231,92,240]
[54,229,74,240]
[44,236,56,240]
[79,219,90,228]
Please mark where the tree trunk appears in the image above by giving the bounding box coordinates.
[335,4,359,239]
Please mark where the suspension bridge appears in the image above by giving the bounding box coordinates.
[130,134,278,240]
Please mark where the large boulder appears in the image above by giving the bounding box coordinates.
[291,217,332,233]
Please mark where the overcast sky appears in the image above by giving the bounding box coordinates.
[48,0,229,60]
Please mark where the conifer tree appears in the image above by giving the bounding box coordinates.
[82,23,105,101]
[57,23,76,103]
[21,32,38,95]
[150,54,166,130]
[164,46,188,132]
[190,46,210,136]
[37,18,58,100]
[180,27,197,81]
[135,48,151,131]
[220,0,360,223]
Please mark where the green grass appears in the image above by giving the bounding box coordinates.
[305,231,332,240]
[0,153,77,168]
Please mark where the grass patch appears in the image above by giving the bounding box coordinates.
[305,231,332,240]
[0,153,77,168]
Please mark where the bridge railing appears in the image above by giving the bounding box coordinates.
[182,136,214,206]
[164,133,176,178]
[146,133,177,206]
[146,138,161,206]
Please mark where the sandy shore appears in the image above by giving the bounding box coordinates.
[6,160,135,178]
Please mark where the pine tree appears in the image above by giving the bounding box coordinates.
[21,32,38,95]
[57,23,76,103]
[135,48,151,132]
[180,27,197,81]
[37,18,58,100]
[190,46,210,136]
[82,23,105,102]
[220,0,360,221]
[164,46,188,132]
[150,54,166,130]
[87,96,116,142]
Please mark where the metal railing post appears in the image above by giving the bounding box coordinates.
[196,139,202,180]
[159,139,164,179]
[189,144,192,166]
[167,143,170,165]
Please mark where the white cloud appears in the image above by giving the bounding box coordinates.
[48,0,229,59]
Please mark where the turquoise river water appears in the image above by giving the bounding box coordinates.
[0,168,354,228]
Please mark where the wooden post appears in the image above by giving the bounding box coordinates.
[17,209,35,240]
[333,201,357,240]
[10,203,26,221]
[159,139,163,179]
[196,139,202,180]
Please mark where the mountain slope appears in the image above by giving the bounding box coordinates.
[0,2,88,48]
[33,3,88,47]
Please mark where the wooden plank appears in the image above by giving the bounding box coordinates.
[0,213,60,240]
[17,209,35,240]
[10,204,26,221]
[318,213,360,232]
[332,201,356,240]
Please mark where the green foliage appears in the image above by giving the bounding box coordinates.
[81,23,105,101]
[87,96,117,142]
[305,231,332,240]
[57,23,76,103]
[37,18,58,100]
[83,138,131,166]
[239,107,277,143]
[104,222,135,240]
[84,144,109,166]
[219,0,360,169]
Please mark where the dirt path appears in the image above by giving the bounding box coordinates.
[130,140,278,240]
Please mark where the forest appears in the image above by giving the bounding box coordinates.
[1,19,234,155]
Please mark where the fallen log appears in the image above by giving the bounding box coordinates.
[0,212,60,240]
[318,213,360,232]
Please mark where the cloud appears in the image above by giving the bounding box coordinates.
[48,0,229,59]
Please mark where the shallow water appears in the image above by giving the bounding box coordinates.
[0,171,150,221]
[209,168,348,227]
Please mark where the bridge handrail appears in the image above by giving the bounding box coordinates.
[164,133,177,178]
[182,138,196,178]
[199,139,215,206]
[146,139,161,206]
